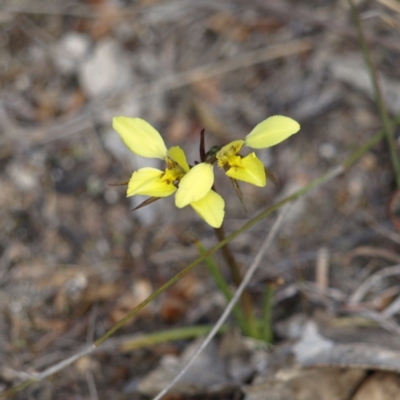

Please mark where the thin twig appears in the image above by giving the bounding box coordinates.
[373,224,400,246]
[118,39,311,101]
[348,264,400,304]
[383,293,400,318]
[253,0,400,52]
[5,344,96,394]
[152,205,293,400]
[353,309,400,336]
[0,1,101,18]
[315,247,329,291]
[86,303,98,344]
[86,370,99,400]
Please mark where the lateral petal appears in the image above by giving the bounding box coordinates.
[190,190,225,228]
[127,168,176,197]
[245,116,300,149]
[175,163,214,208]
[113,117,168,159]
[225,153,266,187]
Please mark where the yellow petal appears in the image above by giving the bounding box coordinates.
[167,146,190,173]
[190,190,225,228]
[225,153,266,187]
[127,168,176,197]
[113,117,168,159]
[217,140,245,167]
[175,163,214,208]
[244,116,300,149]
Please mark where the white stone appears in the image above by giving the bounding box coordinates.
[79,39,132,98]
[7,164,38,191]
[53,32,91,74]
[319,142,337,159]
[293,321,333,364]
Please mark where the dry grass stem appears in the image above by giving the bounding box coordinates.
[316,247,329,292]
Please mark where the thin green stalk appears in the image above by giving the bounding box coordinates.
[342,127,384,168]
[261,285,275,343]
[195,241,247,333]
[119,324,229,352]
[348,0,400,187]
[214,226,258,337]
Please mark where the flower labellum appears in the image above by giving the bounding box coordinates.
[175,163,214,208]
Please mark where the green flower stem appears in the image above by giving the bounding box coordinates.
[195,241,248,334]
[4,118,400,398]
[2,379,36,398]
[119,324,228,352]
[214,226,258,338]
[348,0,400,187]
[342,126,384,169]
[261,284,275,343]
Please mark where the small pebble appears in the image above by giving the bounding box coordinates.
[318,142,337,159]
[53,32,91,74]
[79,39,132,98]
[7,164,38,191]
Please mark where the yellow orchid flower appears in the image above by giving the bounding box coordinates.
[217,115,300,186]
[179,115,300,203]
[112,117,225,228]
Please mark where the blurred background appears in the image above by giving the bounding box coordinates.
[1,0,400,399]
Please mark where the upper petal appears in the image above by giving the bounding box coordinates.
[225,153,266,187]
[190,190,225,228]
[175,163,214,208]
[244,116,300,149]
[113,117,168,159]
[167,146,190,173]
[127,168,177,197]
